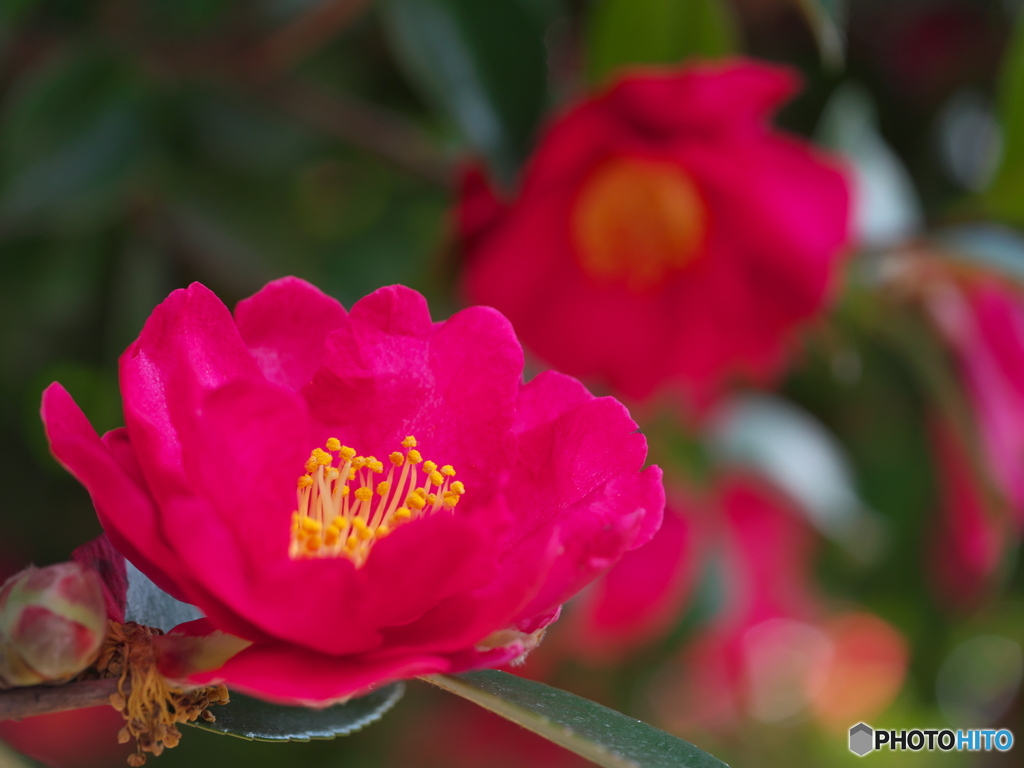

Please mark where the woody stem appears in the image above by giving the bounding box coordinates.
[0,678,122,721]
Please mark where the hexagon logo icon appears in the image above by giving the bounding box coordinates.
[849,723,874,756]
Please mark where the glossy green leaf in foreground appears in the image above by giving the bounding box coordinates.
[982,8,1024,222]
[788,0,845,69]
[586,0,737,84]
[192,684,406,742]
[423,670,730,768]
[380,0,553,184]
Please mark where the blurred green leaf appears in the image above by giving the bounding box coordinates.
[379,0,552,183]
[708,393,882,557]
[816,83,921,248]
[423,670,730,768]
[982,8,1024,222]
[0,48,150,231]
[789,0,845,69]
[193,684,406,742]
[0,0,39,25]
[586,0,737,84]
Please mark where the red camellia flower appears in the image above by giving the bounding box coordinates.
[41,278,663,705]
[461,59,851,403]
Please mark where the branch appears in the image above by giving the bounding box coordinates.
[257,79,454,187]
[257,0,377,73]
[0,679,121,721]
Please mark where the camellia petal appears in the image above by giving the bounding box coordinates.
[42,278,663,703]
[234,276,348,392]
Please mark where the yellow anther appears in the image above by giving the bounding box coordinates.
[352,518,372,540]
[292,434,466,565]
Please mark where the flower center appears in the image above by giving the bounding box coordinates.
[571,156,708,292]
[290,435,464,566]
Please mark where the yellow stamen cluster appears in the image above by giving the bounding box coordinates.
[289,435,466,565]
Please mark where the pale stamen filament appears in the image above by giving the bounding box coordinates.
[290,436,460,566]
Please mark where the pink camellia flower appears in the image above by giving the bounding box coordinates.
[648,476,905,731]
[460,59,851,403]
[927,418,1006,608]
[41,278,663,705]
[928,274,1024,527]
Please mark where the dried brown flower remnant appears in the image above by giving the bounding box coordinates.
[95,621,229,766]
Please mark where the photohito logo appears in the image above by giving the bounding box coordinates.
[848,723,1014,756]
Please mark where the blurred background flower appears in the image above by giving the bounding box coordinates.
[461,60,851,407]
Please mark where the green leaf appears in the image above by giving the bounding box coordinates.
[0,46,149,231]
[192,684,406,742]
[708,393,881,557]
[586,0,737,84]
[789,0,845,69]
[422,670,730,768]
[982,9,1024,222]
[816,83,921,247]
[124,561,203,632]
[379,0,553,183]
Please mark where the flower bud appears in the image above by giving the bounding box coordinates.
[0,563,107,688]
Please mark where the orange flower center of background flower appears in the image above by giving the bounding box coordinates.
[290,435,464,566]
[571,157,708,291]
